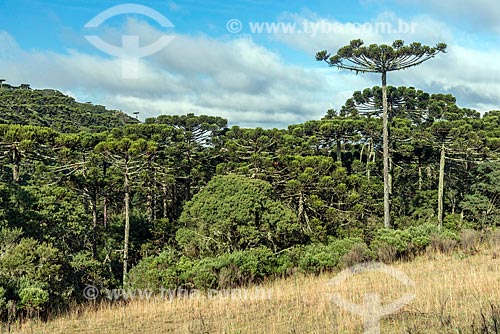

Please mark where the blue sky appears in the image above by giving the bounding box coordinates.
[1,0,499,127]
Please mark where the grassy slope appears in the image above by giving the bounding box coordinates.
[15,241,500,334]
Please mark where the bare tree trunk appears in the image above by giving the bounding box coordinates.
[162,183,168,219]
[123,159,130,285]
[82,155,98,259]
[146,190,153,225]
[418,160,423,191]
[102,160,108,229]
[298,191,304,224]
[438,143,445,228]
[298,191,311,233]
[389,158,393,196]
[103,197,108,229]
[12,147,20,183]
[367,139,375,180]
[336,134,342,165]
[382,71,391,228]
[153,169,157,221]
[91,194,98,259]
[145,159,154,224]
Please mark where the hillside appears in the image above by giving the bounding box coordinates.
[14,240,500,334]
[0,84,139,133]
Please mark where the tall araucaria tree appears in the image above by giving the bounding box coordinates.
[316,39,447,227]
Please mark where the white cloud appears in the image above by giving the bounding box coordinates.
[1,8,499,131]
[270,11,452,54]
[390,44,500,111]
[399,0,500,34]
[269,11,500,114]
[0,21,336,128]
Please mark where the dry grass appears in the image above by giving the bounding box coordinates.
[10,244,500,334]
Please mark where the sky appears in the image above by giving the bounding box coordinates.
[0,0,499,128]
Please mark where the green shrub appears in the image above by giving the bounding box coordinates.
[0,286,6,314]
[189,247,278,290]
[439,229,460,241]
[188,258,219,290]
[443,213,475,231]
[298,243,336,274]
[371,228,411,256]
[129,247,282,291]
[298,238,365,274]
[339,243,374,268]
[69,251,116,291]
[177,175,302,257]
[0,235,64,317]
[406,224,441,253]
[175,256,195,287]
[18,287,49,315]
[127,248,181,291]
[428,234,457,254]
[274,251,295,276]
[175,228,200,258]
[130,224,479,295]
[371,224,458,259]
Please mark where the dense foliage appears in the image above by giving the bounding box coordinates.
[0,84,499,321]
[0,86,138,133]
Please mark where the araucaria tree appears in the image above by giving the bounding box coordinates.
[316,39,447,227]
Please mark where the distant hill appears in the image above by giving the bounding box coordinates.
[0,83,139,133]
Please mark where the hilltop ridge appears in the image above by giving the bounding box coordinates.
[0,82,139,133]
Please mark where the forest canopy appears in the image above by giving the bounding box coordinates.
[0,82,499,319]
